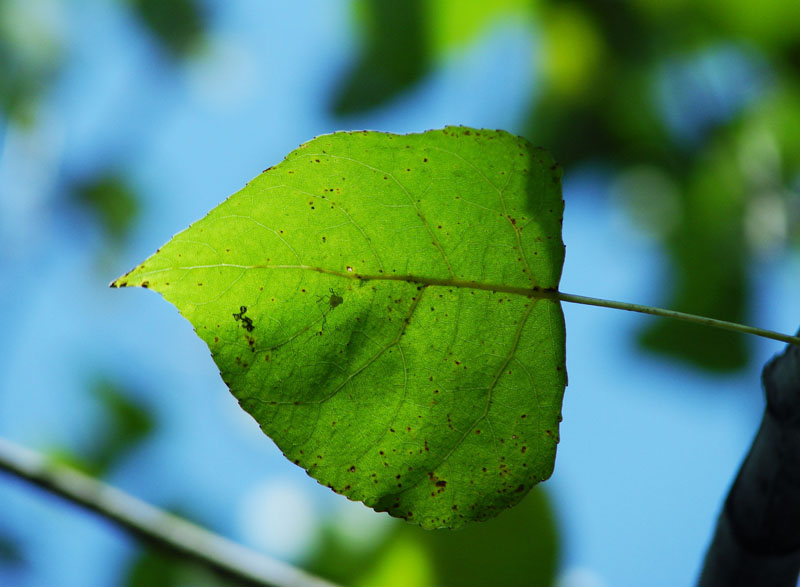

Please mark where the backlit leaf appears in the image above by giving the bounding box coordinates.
[113,126,566,528]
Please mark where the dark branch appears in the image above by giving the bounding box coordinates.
[698,340,800,586]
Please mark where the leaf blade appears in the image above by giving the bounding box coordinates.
[114,126,566,528]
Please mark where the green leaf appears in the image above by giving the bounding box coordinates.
[113,126,566,528]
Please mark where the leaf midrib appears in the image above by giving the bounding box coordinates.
[118,263,556,298]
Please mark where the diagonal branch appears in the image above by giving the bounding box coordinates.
[698,335,800,586]
[0,436,336,587]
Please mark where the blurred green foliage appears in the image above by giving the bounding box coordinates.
[52,378,154,478]
[305,486,559,587]
[70,173,141,246]
[334,0,800,371]
[125,546,240,587]
[0,0,63,126]
[127,0,206,56]
[332,0,430,115]
[334,0,534,115]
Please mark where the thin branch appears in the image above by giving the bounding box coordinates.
[0,436,336,587]
[554,291,800,347]
[698,335,800,586]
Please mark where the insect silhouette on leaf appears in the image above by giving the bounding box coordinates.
[233,305,255,332]
[317,288,343,329]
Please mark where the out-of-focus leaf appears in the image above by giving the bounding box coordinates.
[71,173,140,244]
[357,532,434,587]
[306,486,559,587]
[127,0,205,56]
[424,0,533,54]
[699,0,800,50]
[332,0,429,115]
[333,0,536,116]
[423,486,558,587]
[640,144,749,371]
[90,379,154,471]
[125,547,237,587]
[52,378,154,477]
[0,0,63,125]
[113,127,567,529]
[538,5,605,99]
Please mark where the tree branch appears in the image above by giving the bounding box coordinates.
[698,337,800,586]
[0,436,336,587]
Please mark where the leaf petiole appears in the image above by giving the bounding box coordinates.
[549,291,800,347]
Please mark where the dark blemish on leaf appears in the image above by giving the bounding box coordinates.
[475,429,480,434]
[521,446,527,453]
[214,336,219,343]
[436,480,446,488]
[423,158,428,162]
[516,484,526,493]
[349,466,356,472]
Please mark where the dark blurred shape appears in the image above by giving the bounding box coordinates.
[128,0,206,56]
[0,533,23,568]
[71,173,141,245]
[54,378,154,477]
[306,486,558,587]
[331,0,429,115]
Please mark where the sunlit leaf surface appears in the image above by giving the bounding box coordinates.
[114,127,566,528]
